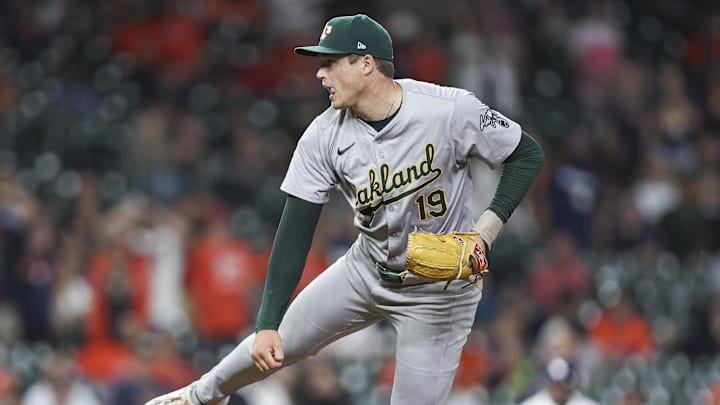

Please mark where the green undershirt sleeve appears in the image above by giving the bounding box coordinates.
[255,195,323,331]
[487,131,545,222]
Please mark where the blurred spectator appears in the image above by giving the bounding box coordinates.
[0,367,20,405]
[447,0,522,116]
[705,378,720,405]
[599,191,655,255]
[703,74,720,132]
[133,112,209,202]
[51,230,92,344]
[603,60,650,185]
[682,14,720,74]
[566,0,622,107]
[200,0,265,25]
[144,332,197,391]
[185,203,262,346]
[528,316,601,395]
[631,151,682,228]
[519,357,598,405]
[75,326,140,384]
[265,0,328,42]
[389,10,449,85]
[529,230,591,320]
[0,304,22,346]
[293,355,353,405]
[127,105,175,186]
[76,199,150,382]
[210,122,270,204]
[682,297,720,358]
[21,351,102,405]
[139,204,190,334]
[655,62,702,175]
[588,289,654,361]
[0,171,37,304]
[112,7,206,88]
[487,291,535,401]
[659,169,720,258]
[109,331,197,405]
[694,172,720,252]
[544,134,601,249]
[13,211,56,341]
[84,200,151,344]
[0,73,16,113]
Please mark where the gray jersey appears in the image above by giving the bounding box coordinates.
[281,78,521,270]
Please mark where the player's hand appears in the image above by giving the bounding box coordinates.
[251,330,285,372]
[470,234,489,272]
[471,234,488,255]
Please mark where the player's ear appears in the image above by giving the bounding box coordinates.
[362,55,375,75]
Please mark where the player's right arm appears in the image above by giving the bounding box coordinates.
[253,116,334,371]
[252,194,323,371]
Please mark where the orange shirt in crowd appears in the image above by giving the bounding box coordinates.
[78,246,151,381]
[186,236,261,340]
[113,12,205,81]
[76,339,139,382]
[149,338,198,389]
[706,380,720,405]
[85,247,151,342]
[454,341,492,389]
[589,310,654,358]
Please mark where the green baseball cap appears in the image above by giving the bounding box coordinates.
[294,14,394,60]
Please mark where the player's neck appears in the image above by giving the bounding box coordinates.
[352,79,401,122]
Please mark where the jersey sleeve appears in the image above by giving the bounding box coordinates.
[280,119,338,204]
[452,91,522,168]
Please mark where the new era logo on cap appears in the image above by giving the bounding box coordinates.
[357,41,367,50]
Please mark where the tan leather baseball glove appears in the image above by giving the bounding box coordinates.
[403,230,489,289]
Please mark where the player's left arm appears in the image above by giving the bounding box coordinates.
[473,131,545,250]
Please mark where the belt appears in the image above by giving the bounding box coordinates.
[375,262,435,287]
[375,262,405,283]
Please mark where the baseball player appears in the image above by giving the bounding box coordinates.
[146,13,544,405]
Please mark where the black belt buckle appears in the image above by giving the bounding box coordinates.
[376,262,404,283]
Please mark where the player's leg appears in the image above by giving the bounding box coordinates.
[378,282,483,405]
[195,243,382,402]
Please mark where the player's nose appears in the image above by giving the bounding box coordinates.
[316,67,327,80]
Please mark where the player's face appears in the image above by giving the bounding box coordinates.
[316,54,364,109]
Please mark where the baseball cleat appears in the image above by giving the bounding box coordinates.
[144,382,229,405]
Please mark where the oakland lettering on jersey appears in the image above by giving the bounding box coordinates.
[356,143,442,208]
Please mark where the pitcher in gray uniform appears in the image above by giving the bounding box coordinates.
[146,13,544,405]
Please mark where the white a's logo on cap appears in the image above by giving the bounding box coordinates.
[357,41,367,50]
[320,24,333,40]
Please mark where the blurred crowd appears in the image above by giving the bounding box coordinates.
[1,0,720,404]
